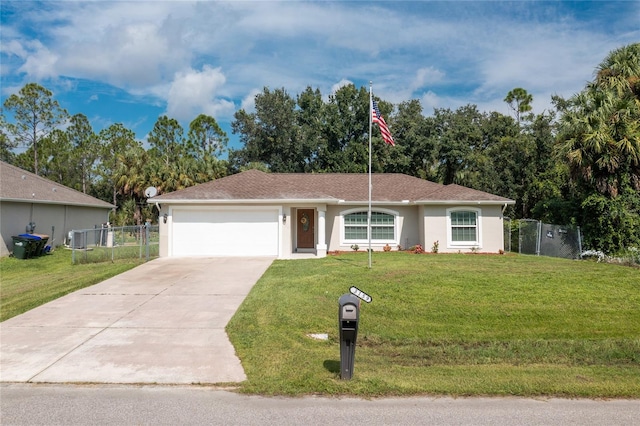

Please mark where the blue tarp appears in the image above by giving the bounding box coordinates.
[19,233,42,240]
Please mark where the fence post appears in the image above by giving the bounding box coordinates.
[145,221,150,261]
[518,220,522,254]
[536,220,542,256]
[111,224,114,262]
[577,226,583,255]
[138,225,143,259]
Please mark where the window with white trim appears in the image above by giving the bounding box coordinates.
[343,211,396,242]
[447,208,481,247]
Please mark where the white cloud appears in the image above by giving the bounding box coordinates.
[412,67,445,90]
[472,23,608,101]
[330,79,353,95]
[240,88,262,113]
[2,0,638,135]
[8,2,191,90]
[59,21,186,88]
[420,91,442,114]
[165,65,235,121]
[0,39,27,58]
[15,40,59,80]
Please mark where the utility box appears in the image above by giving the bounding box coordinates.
[70,231,85,249]
[338,293,360,380]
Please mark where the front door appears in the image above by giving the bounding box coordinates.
[297,209,315,249]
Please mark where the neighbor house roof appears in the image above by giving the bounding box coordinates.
[0,161,114,208]
[151,170,514,205]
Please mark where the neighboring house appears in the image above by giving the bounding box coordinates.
[149,170,515,258]
[0,161,114,257]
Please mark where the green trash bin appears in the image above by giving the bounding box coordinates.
[12,236,30,259]
[19,234,41,257]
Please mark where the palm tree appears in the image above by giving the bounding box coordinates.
[99,123,140,208]
[594,43,640,99]
[557,43,640,197]
[556,43,640,252]
[114,146,148,225]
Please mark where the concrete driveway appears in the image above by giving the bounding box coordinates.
[0,257,274,385]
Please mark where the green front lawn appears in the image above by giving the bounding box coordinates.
[227,252,640,397]
[0,249,146,322]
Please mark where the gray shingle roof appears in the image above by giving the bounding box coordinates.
[152,170,514,204]
[0,161,114,208]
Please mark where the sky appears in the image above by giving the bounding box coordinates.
[1,1,639,153]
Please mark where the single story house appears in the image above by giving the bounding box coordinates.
[0,161,114,257]
[149,170,515,258]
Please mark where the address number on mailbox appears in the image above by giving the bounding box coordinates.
[349,286,372,303]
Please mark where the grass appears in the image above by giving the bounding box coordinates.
[2,249,638,397]
[0,249,147,322]
[226,252,640,397]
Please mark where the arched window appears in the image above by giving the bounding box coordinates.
[342,210,396,243]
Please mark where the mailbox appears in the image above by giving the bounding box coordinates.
[338,293,360,380]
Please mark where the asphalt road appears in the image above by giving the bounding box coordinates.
[2,384,639,425]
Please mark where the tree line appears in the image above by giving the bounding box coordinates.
[1,94,229,226]
[1,43,638,254]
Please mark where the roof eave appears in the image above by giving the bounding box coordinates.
[147,198,515,206]
[0,198,115,209]
[148,198,339,205]
[336,200,412,205]
[416,200,516,205]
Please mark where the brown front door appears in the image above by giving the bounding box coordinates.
[297,209,315,249]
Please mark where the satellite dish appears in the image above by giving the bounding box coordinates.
[144,186,158,198]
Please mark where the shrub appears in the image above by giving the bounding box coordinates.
[610,247,640,267]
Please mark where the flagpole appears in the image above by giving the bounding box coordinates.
[368,82,373,269]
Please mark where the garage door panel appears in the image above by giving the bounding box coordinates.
[171,209,278,257]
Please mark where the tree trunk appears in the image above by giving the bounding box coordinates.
[134,198,142,226]
[33,125,38,175]
[112,185,117,219]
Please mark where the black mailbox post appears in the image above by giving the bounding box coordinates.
[338,293,360,380]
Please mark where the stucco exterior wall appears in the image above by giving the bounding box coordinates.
[422,205,446,251]
[418,205,426,250]
[422,204,505,253]
[158,206,169,257]
[325,205,421,252]
[155,202,506,259]
[1,201,111,257]
[479,205,506,253]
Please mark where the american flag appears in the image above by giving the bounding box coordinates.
[372,100,395,146]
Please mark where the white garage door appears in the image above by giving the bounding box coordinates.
[171,208,279,256]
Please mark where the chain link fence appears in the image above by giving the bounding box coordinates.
[504,218,583,259]
[70,224,159,264]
